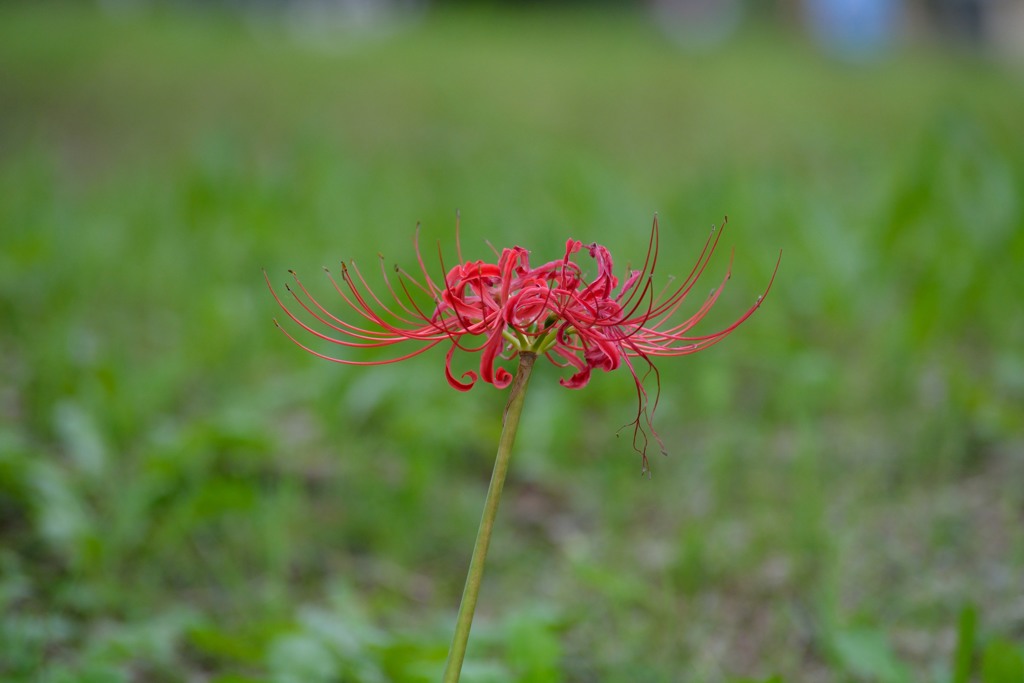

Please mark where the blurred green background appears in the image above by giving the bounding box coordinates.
[1,1,1023,681]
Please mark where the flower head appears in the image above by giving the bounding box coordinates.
[267,215,778,474]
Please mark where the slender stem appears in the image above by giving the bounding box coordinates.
[442,352,537,683]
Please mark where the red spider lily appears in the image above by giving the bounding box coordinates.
[267,216,778,473]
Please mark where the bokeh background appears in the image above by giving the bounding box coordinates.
[1,1,1023,681]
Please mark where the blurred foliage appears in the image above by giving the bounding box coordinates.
[1,2,1023,682]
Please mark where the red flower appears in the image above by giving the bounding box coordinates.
[267,216,778,473]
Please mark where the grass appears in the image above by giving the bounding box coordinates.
[1,2,1023,682]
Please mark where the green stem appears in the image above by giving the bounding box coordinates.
[442,352,537,683]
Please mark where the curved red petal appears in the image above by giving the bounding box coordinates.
[444,343,477,391]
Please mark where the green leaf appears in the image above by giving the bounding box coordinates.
[53,401,108,479]
[266,634,337,683]
[831,627,911,683]
[503,607,563,683]
[981,640,1024,683]
[951,605,977,683]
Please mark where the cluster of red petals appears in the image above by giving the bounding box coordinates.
[267,217,778,473]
